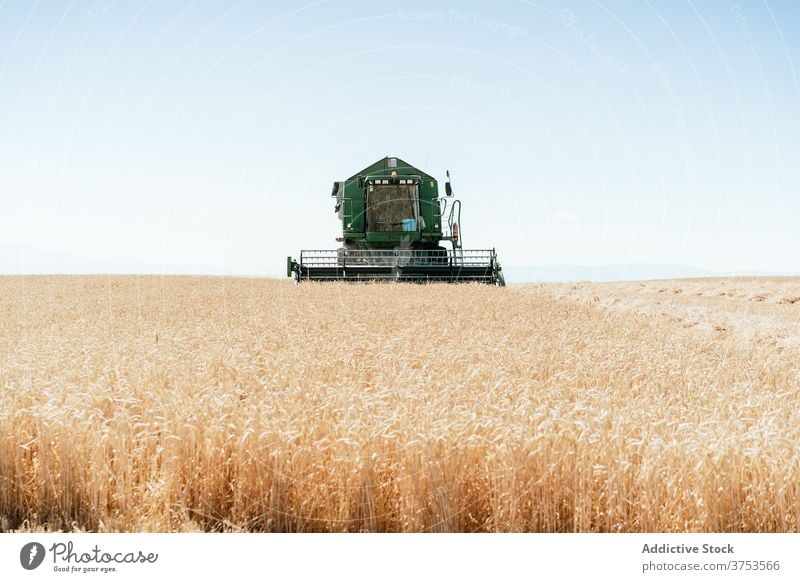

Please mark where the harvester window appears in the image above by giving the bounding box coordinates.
[366,181,418,232]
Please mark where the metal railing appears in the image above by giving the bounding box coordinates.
[299,249,497,268]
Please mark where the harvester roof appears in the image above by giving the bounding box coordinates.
[347,156,435,181]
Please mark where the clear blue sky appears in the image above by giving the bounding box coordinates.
[1,0,798,275]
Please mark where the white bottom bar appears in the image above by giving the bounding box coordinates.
[1,533,797,581]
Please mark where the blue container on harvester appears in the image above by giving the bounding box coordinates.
[401,218,417,232]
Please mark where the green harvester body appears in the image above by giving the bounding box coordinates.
[288,156,504,285]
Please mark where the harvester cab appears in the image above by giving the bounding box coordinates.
[287,156,505,286]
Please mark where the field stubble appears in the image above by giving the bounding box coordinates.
[1,276,799,532]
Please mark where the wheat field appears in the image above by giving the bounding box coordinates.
[1,275,799,532]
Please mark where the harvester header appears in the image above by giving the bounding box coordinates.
[287,156,504,285]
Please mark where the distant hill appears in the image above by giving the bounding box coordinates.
[0,245,221,276]
[502,263,795,283]
[1,245,795,282]
[503,263,712,283]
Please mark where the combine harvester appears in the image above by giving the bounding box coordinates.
[287,156,505,286]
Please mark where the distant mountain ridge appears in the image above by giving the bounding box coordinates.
[503,263,713,283]
[1,245,795,282]
[0,245,221,276]
[503,263,796,283]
